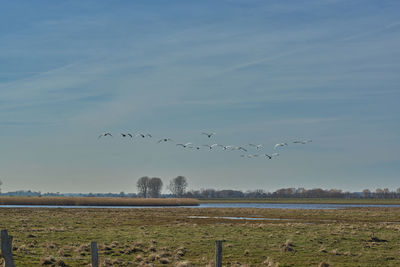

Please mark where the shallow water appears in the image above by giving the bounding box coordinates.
[1,203,400,209]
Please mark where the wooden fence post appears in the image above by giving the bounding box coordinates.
[215,240,223,267]
[1,229,15,267]
[91,241,98,267]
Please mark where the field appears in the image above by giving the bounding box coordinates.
[0,197,199,207]
[199,198,400,205]
[1,206,400,266]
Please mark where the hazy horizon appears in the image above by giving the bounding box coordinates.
[1,0,399,193]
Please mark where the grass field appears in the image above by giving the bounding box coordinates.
[199,198,400,205]
[0,197,199,206]
[1,206,400,266]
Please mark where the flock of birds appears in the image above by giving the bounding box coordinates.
[98,131,312,160]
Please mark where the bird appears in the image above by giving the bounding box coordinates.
[264,154,272,159]
[274,143,288,149]
[202,132,216,138]
[203,144,219,150]
[249,144,263,149]
[271,153,279,157]
[217,145,234,150]
[136,133,152,138]
[121,133,133,138]
[293,139,312,144]
[157,138,173,143]
[188,145,201,150]
[232,146,248,152]
[176,143,193,148]
[98,132,112,138]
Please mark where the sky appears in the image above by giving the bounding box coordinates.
[0,0,399,193]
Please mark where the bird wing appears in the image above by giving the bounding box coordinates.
[274,144,281,149]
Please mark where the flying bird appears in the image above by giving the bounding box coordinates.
[274,143,288,149]
[202,132,216,138]
[136,133,152,138]
[176,143,193,148]
[264,154,272,159]
[232,146,248,152]
[241,154,256,158]
[157,138,173,143]
[203,144,219,150]
[217,145,235,150]
[293,139,312,144]
[249,144,263,149]
[188,145,201,150]
[98,132,112,138]
[121,133,133,138]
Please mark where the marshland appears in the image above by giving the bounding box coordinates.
[1,206,400,266]
[0,197,199,207]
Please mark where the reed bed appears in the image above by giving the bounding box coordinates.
[0,196,199,206]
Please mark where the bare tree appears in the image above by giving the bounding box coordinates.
[148,177,163,198]
[362,189,371,198]
[137,176,150,198]
[168,176,188,197]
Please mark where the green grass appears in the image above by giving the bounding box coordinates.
[1,207,400,266]
[199,198,400,205]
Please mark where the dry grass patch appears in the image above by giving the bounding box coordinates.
[0,196,199,206]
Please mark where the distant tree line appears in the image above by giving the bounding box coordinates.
[184,187,400,199]
[2,178,400,199]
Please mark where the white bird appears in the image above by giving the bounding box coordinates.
[293,139,312,144]
[232,146,248,152]
[203,144,219,150]
[98,132,112,138]
[217,145,234,150]
[157,138,173,143]
[176,143,193,148]
[274,143,288,149]
[188,145,201,150]
[202,132,216,138]
[249,144,263,149]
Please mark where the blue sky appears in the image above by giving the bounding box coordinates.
[0,0,399,193]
